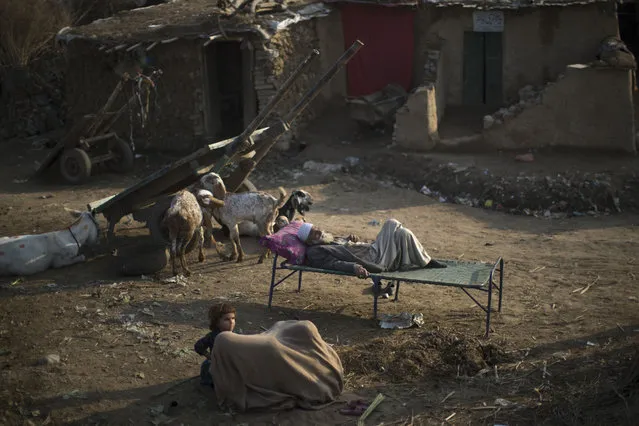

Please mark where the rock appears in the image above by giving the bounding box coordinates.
[302,160,343,175]
[344,156,360,167]
[37,354,60,365]
[518,85,537,102]
[515,153,534,162]
[483,115,495,130]
[501,111,515,122]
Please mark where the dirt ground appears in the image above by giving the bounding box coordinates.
[1,131,638,426]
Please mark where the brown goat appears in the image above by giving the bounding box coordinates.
[162,190,224,276]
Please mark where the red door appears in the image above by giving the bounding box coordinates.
[340,3,415,97]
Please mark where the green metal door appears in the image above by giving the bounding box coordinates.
[484,32,503,106]
[462,31,503,106]
[463,31,484,105]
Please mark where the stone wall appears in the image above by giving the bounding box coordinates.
[484,64,636,153]
[65,38,205,152]
[414,3,618,106]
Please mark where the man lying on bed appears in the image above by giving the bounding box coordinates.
[297,218,446,279]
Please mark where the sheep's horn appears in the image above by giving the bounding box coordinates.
[208,196,225,207]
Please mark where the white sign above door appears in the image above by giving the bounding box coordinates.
[473,11,504,32]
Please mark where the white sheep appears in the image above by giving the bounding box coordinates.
[196,172,286,263]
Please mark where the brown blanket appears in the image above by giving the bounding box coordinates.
[211,320,344,412]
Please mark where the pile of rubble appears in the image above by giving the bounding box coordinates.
[257,152,639,217]
[410,162,636,217]
[482,82,561,131]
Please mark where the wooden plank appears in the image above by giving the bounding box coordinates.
[484,32,504,106]
[462,31,485,105]
[90,128,270,215]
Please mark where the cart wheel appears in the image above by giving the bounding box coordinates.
[60,148,92,184]
[106,137,134,173]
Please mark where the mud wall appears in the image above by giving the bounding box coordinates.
[65,39,205,152]
[254,17,339,149]
[414,3,618,106]
[484,65,636,153]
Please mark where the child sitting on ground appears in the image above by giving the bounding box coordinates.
[194,303,236,386]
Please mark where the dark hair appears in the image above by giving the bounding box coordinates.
[208,303,236,331]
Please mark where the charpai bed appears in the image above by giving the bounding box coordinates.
[267,255,504,337]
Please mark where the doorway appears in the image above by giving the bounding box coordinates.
[618,3,639,59]
[462,31,503,106]
[203,40,256,140]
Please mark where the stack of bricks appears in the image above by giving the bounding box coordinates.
[254,47,278,115]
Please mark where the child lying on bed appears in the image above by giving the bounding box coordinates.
[297,218,446,278]
[194,303,237,387]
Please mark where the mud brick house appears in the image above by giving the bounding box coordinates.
[58,0,636,152]
[324,0,635,152]
[56,0,344,152]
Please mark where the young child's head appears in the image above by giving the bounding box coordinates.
[208,303,236,332]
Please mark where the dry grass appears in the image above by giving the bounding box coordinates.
[336,329,512,385]
[0,0,73,68]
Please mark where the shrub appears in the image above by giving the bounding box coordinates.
[0,0,73,68]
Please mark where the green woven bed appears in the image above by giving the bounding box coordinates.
[283,259,494,289]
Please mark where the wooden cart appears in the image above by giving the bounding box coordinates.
[35,70,162,184]
[87,42,364,245]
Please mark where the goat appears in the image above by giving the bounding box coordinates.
[215,189,314,238]
[0,210,100,276]
[162,190,224,276]
[278,189,313,222]
[198,172,287,263]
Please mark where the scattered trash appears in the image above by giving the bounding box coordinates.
[13,178,28,184]
[39,194,54,199]
[484,200,494,208]
[494,398,515,407]
[515,153,535,162]
[62,389,88,400]
[440,391,455,403]
[344,156,360,167]
[135,372,146,379]
[378,312,424,329]
[162,275,188,286]
[172,348,191,358]
[45,283,58,288]
[586,341,598,347]
[419,185,433,196]
[140,308,155,317]
[37,354,60,365]
[368,219,380,226]
[302,160,343,175]
[357,393,385,425]
[149,404,164,417]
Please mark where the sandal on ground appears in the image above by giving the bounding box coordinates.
[339,399,370,416]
